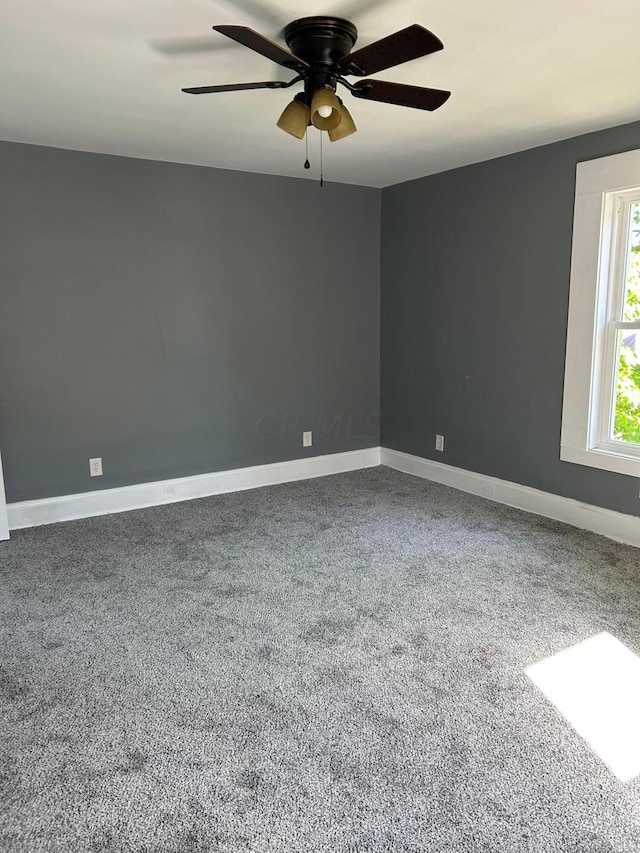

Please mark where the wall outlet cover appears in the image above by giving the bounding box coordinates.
[303,431,313,448]
[435,434,445,452]
[89,457,103,477]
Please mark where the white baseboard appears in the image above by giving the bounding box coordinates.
[8,447,381,531]
[7,444,639,547]
[381,447,640,547]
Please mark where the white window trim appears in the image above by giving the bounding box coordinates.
[561,148,640,477]
[0,449,8,541]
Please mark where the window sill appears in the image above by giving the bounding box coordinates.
[561,444,640,478]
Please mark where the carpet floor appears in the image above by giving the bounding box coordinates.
[2,467,640,852]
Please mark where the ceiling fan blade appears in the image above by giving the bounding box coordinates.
[151,36,235,56]
[340,24,443,76]
[182,80,291,94]
[351,79,451,111]
[213,25,309,70]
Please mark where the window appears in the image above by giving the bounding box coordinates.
[561,149,640,477]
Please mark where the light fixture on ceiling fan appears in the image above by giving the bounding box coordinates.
[182,16,450,145]
[277,88,356,140]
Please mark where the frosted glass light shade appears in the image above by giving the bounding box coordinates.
[310,88,342,131]
[328,103,357,142]
[277,98,310,139]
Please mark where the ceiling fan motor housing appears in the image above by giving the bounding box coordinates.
[284,17,358,103]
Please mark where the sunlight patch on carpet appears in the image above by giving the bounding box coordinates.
[526,632,640,782]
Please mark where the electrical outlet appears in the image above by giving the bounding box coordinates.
[303,431,313,448]
[435,434,445,452]
[89,457,103,477]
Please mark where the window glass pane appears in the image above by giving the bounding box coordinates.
[622,202,640,321]
[613,328,640,445]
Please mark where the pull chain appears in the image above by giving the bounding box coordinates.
[320,130,324,188]
[304,126,310,170]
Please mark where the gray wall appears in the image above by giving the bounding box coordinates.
[0,142,380,502]
[381,120,640,517]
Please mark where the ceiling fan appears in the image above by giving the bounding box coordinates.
[182,17,450,142]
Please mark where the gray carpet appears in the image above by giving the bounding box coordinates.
[2,466,640,852]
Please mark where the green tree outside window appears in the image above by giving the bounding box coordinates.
[614,204,640,444]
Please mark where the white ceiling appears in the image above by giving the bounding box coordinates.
[2,0,639,188]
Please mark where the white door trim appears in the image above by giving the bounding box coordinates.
[0,450,9,540]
